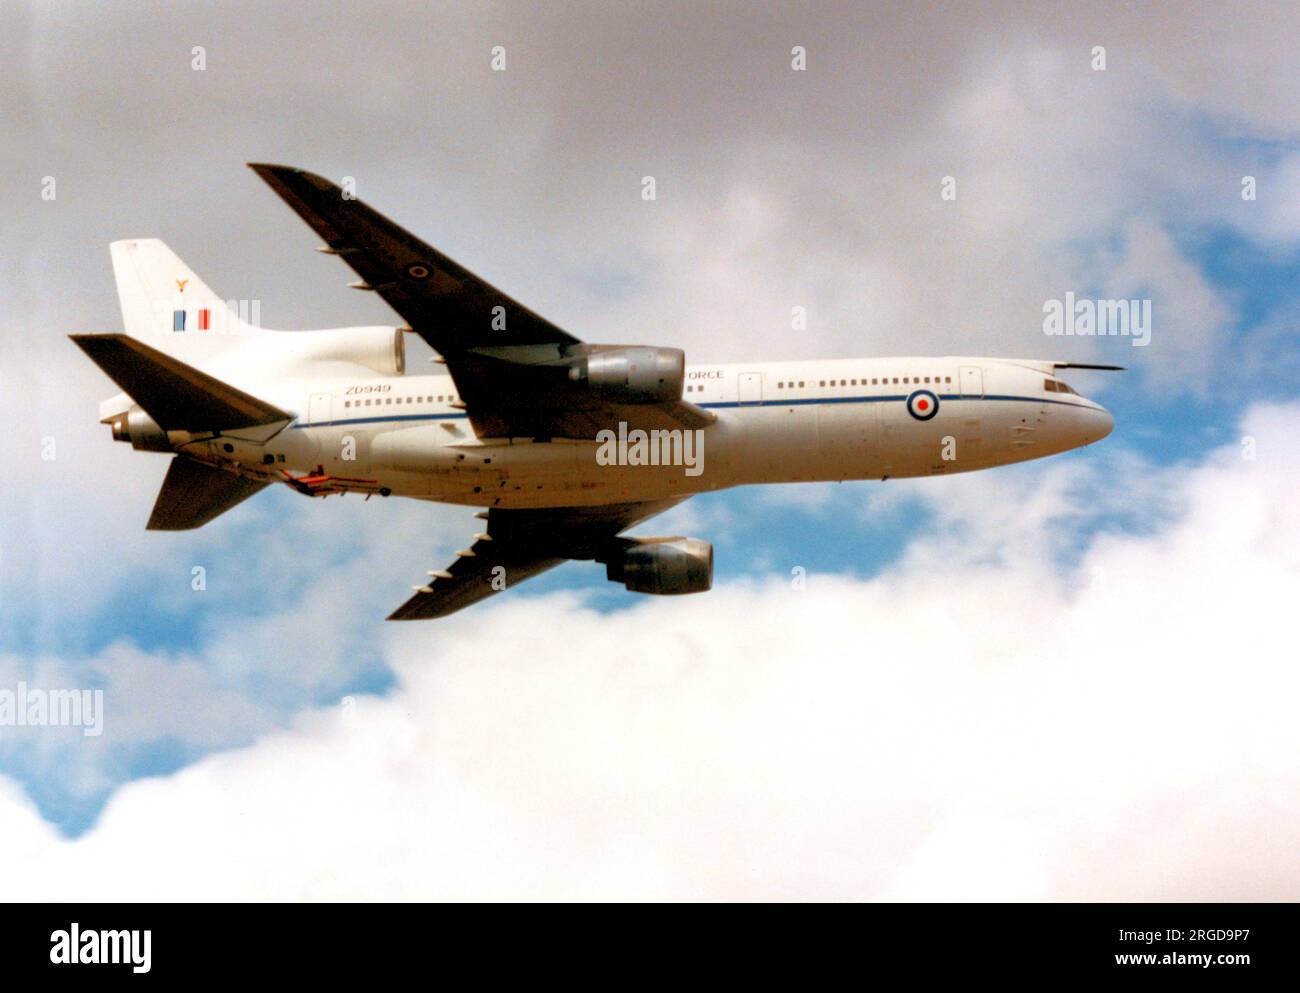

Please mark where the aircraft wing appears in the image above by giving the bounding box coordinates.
[247,164,713,440]
[387,498,685,620]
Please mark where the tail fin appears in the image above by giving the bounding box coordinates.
[147,457,269,530]
[69,333,288,431]
[111,239,266,348]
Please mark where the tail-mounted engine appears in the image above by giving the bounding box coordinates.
[108,408,170,451]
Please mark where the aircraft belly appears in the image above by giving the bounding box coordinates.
[816,402,877,480]
[373,435,714,509]
[878,401,955,477]
[727,405,821,483]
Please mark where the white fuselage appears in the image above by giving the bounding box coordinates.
[186,356,1114,509]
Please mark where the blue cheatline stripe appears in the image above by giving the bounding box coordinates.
[286,393,1094,430]
[698,393,1093,410]
[288,412,466,429]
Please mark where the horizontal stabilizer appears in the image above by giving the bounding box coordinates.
[70,333,289,430]
[147,457,269,530]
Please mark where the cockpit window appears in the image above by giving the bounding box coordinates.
[1044,378,1077,395]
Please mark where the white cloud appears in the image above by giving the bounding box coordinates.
[3,402,1296,901]
[1092,218,1235,393]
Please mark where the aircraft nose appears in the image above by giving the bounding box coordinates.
[1084,404,1114,444]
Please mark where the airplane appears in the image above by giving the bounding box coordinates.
[71,164,1118,620]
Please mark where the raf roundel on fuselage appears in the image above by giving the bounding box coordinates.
[906,389,940,421]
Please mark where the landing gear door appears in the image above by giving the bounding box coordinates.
[959,366,984,398]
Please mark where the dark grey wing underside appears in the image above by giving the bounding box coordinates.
[248,164,713,440]
[246,163,577,353]
[147,456,270,530]
[387,498,686,620]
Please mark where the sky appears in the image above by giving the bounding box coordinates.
[2,1,1298,900]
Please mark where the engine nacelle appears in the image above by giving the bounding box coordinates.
[606,537,713,596]
[109,408,170,452]
[570,346,684,404]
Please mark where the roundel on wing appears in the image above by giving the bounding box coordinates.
[906,389,939,421]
